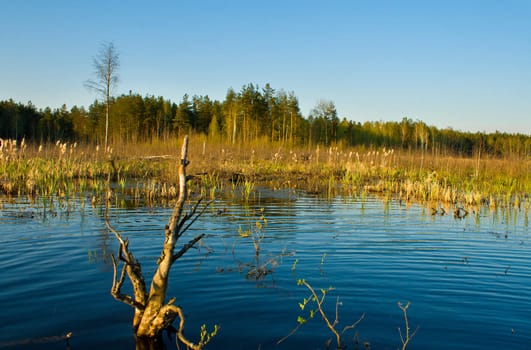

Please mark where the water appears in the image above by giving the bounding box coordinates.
[0,191,529,349]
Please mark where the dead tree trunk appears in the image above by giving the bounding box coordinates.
[106,135,213,348]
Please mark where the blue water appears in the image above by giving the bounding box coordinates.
[0,191,529,349]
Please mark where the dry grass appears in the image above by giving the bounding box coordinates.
[1,135,529,211]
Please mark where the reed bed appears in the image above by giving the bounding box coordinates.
[1,136,529,213]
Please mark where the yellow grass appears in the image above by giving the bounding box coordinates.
[1,135,529,211]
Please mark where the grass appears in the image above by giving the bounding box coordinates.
[1,135,529,212]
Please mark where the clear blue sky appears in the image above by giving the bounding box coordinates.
[2,0,530,134]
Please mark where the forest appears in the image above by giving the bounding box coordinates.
[1,82,530,158]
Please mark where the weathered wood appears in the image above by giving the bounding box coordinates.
[107,135,211,342]
[106,219,148,330]
[136,136,190,337]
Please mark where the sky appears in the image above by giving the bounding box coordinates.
[1,0,530,134]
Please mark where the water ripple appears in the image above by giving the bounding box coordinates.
[0,195,530,349]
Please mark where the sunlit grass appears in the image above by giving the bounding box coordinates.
[1,135,529,213]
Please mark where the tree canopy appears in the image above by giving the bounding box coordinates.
[1,84,529,158]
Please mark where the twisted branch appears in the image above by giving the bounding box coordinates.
[110,254,145,310]
[106,135,213,343]
[105,210,148,329]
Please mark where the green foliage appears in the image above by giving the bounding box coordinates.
[291,258,298,272]
[280,276,363,349]
[197,323,219,348]
[283,271,417,350]
[3,82,529,158]
[241,179,255,201]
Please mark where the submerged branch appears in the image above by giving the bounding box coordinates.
[277,321,304,345]
[398,301,418,350]
[341,312,365,334]
[178,199,213,238]
[172,233,206,263]
[301,280,341,348]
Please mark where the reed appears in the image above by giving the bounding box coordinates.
[1,136,528,212]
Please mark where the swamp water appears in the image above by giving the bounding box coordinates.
[0,190,529,349]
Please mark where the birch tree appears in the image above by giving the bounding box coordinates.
[85,41,119,148]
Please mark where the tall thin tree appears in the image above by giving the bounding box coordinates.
[85,41,120,148]
[310,99,338,145]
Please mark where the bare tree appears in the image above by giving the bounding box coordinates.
[85,41,119,148]
[106,136,217,348]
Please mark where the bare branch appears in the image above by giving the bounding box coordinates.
[105,207,148,318]
[277,321,304,345]
[172,233,206,263]
[105,215,126,246]
[107,136,214,341]
[176,198,203,235]
[178,199,213,238]
[398,301,418,350]
[341,312,365,334]
[83,79,106,95]
[171,305,204,350]
[301,279,341,348]
[137,135,203,338]
[110,254,145,310]
[280,279,364,348]
[167,136,189,237]
[111,253,126,294]
[334,296,340,328]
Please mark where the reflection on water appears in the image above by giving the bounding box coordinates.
[0,191,529,349]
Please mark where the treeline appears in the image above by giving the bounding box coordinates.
[1,83,530,158]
